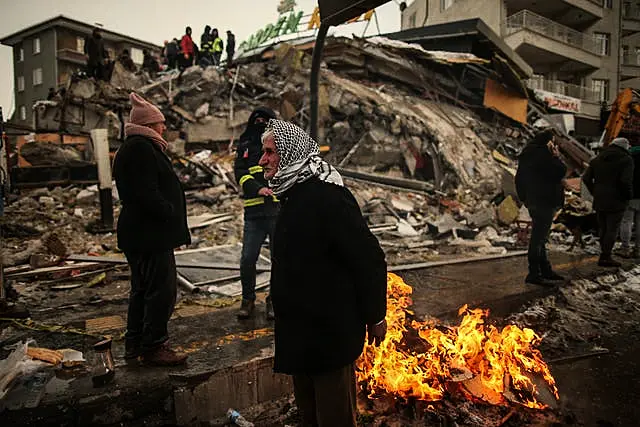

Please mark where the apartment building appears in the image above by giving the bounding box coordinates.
[401,0,640,132]
[1,15,161,125]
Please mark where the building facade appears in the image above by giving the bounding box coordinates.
[1,15,161,125]
[402,0,640,124]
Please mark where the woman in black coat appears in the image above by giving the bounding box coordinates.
[113,93,190,366]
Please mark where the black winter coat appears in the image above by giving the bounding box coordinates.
[113,135,191,253]
[515,142,566,208]
[631,149,640,199]
[85,35,107,66]
[271,178,387,375]
[583,145,634,212]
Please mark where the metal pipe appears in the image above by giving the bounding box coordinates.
[309,22,329,141]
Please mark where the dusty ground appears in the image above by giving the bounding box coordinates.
[2,249,640,426]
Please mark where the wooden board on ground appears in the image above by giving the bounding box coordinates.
[175,244,270,286]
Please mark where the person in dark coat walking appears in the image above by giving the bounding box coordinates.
[516,129,567,285]
[226,30,236,67]
[259,119,387,427]
[85,28,108,80]
[234,107,278,320]
[583,137,635,267]
[618,145,640,258]
[113,93,190,366]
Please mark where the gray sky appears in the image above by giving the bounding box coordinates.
[0,0,402,118]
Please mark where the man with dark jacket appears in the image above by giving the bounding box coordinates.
[226,30,236,67]
[516,129,567,285]
[583,137,634,267]
[619,145,640,258]
[199,25,213,66]
[85,28,108,80]
[142,50,160,77]
[234,107,278,319]
[165,39,179,70]
[259,119,387,426]
[113,93,190,366]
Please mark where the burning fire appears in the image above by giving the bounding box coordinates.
[357,274,559,409]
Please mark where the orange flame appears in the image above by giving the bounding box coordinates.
[357,274,559,409]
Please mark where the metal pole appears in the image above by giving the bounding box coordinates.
[310,22,329,141]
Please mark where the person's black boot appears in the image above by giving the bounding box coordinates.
[542,270,565,281]
[237,299,255,319]
[525,274,554,287]
[598,255,622,268]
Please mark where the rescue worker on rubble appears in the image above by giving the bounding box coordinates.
[515,129,567,286]
[583,137,634,267]
[118,49,137,73]
[165,38,179,70]
[211,28,223,66]
[234,107,278,320]
[113,93,190,366]
[199,25,213,67]
[85,28,108,80]
[226,30,236,67]
[142,49,160,77]
[260,119,387,427]
[180,27,195,69]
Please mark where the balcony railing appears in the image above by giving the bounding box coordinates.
[623,4,640,20]
[526,78,600,103]
[622,52,640,66]
[505,10,601,55]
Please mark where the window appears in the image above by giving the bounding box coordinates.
[636,47,640,65]
[622,45,630,63]
[17,47,24,62]
[592,79,610,103]
[76,36,85,53]
[33,37,41,54]
[131,47,144,64]
[17,76,25,92]
[106,48,115,60]
[408,12,417,28]
[605,0,613,8]
[19,106,27,121]
[441,0,454,11]
[594,32,610,56]
[33,68,43,86]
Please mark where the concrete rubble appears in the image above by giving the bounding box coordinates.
[2,33,615,426]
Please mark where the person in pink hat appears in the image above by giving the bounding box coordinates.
[113,93,190,366]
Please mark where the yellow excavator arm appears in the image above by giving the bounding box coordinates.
[602,88,640,146]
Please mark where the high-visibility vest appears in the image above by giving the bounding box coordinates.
[202,40,213,53]
[213,38,223,53]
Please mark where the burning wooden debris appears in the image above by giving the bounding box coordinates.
[356,274,559,422]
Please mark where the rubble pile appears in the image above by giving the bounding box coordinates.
[509,267,640,357]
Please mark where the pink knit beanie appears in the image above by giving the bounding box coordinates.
[129,93,165,125]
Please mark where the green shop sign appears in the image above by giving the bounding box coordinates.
[239,11,304,52]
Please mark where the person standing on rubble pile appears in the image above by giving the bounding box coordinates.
[199,25,213,67]
[113,93,190,366]
[118,49,137,73]
[583,137,634,267]
[211,28,223,66]
[180,27,195,69]
[142,49,160,77]
[85,28,108,80]
[165,38,179,70]
[259,119,388,427]
[516,129,567,286]
[234,107,278,320]
[226,30,236,67]
[618,144,640,259]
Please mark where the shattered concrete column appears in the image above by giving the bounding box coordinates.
[90,129,114,231]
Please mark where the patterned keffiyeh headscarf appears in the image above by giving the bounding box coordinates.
[266,119,343,195]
